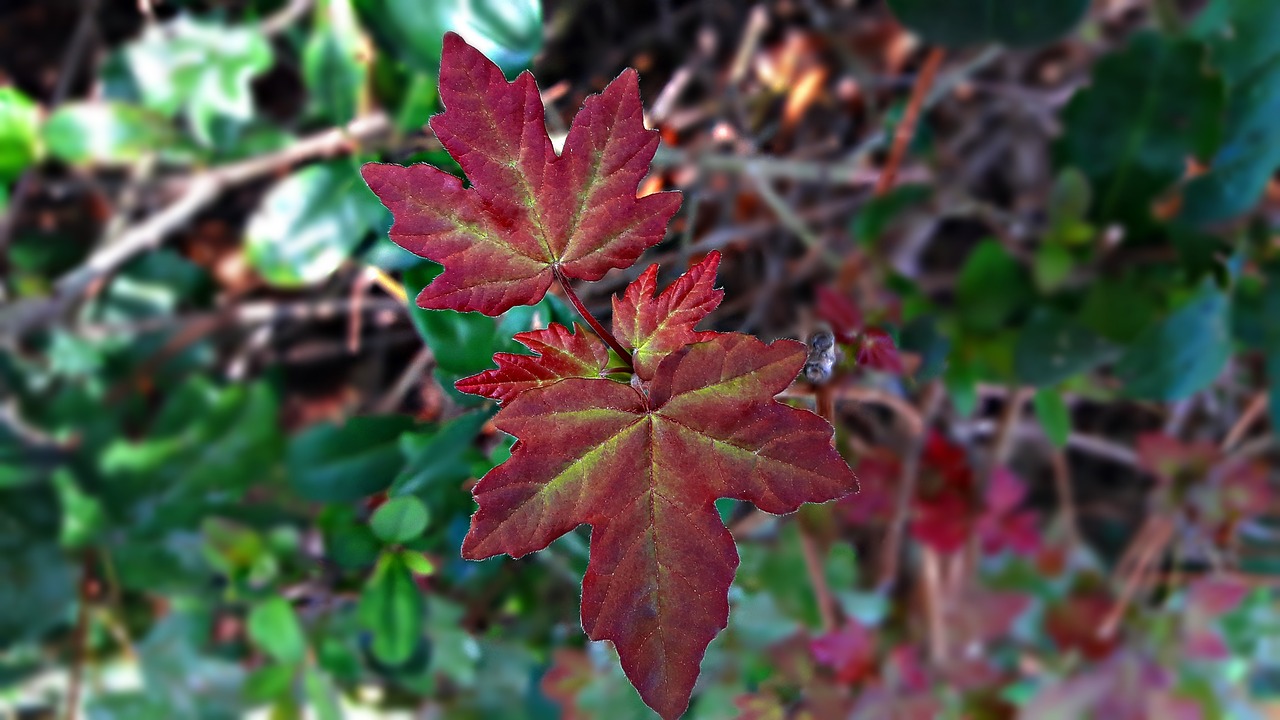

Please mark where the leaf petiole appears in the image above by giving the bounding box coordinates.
[553,264,635,371]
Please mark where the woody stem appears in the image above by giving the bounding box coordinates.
[553,266,635,370]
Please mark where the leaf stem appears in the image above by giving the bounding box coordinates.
[553,266,635,370]
[875,47,945,197]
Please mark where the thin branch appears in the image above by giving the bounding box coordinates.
[554,266,634,369]
[1050,448,1081,547]
[876,47,945,196]
[798,523,838,632]
[1099,515,1174,639]
[64,553,93,720]
[878,380,944,592]
[260,0,313,35]
[1222,391,1267,452]
[1,113,391,338]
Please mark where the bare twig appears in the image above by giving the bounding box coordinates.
[64,554,93,720]
[260,0,313,35]
[373,347,435,414]
[876,48,945,196]
[1050,448,1081,547]
[798,523,838,632]
[1,113,391,338]
[1100,515,1175,639]
[878,380,944,592]
[1222,391,1268,452]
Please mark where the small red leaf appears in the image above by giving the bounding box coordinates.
[612,251,724,380]
[363,33,680,316]
[856,328,904,374]
[811,622,877,684]
[455,323,610,404]
[815,285,862,343]
[1136,432,1218,484]
[541,649,593,720]
[1187,575,1249,616]
[461,332,857,719]
[985,466,1027,515]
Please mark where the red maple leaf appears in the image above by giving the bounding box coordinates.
[811,621,877,684]
[453,322,612,404]
[456,262,857,719]
[362,33,680,316]
[612,252,723,380]
[813,286,904,374]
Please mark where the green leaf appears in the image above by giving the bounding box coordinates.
[304,0,366,125]
[320,506,381,569]
[43,102,189,166]
[1078,278,1161,342]
[124,16,274,145]
[0,87,40,181]
[395,73,438,132]
[304,666,344,720]
[245,161,388,287]
[1033,389,1071,447]
[849,184,930,246]
[392,411,488,497]
[886,0,1088,48]
[1181,0,1280,224]
[1014,310,1120,386]
[898,314,950,381]
[248,597,307,665]
[1060,33,1224,226]
[288,415,416,502]
[425,597,480,687]
[956,240,1033,333]
[1033,243,1075,293]
[400,549,435,575]
[1115,286,1231,401]
[0,542,75,646]
[370,495,430,544]
[354,0,542,75]
[358,554,424,666]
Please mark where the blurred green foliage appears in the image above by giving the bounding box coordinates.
[2,1,1280,718]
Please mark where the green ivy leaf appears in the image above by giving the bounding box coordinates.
[956,240,1033,333]
[43,102,190,166]
[886,0,1088,48]
[1182,0,1280,224]
[355,0,542,76]
[358,553,424,666]
[1060,33,1224,227]
[124,16,274,145]
[248,597,307,665]
[245,161,388,287]
[0,87,40,182]
[288,415,417,502]
[1115,286,1231,401]
[304,0,366,125]
[371,495,430,544]
[1014,310,1120,387]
